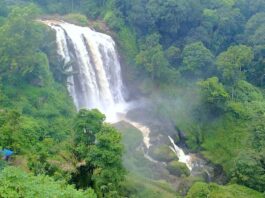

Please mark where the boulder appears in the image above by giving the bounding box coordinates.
[166,160,190,177]
[149,145,177,162]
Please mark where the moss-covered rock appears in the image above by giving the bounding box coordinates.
[166,161,190,177]
[149,145,177,162]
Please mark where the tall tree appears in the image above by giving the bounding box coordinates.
[216,45,254,86]
[181,41,214,79]
[72,109,125,197]
[0,5,49,84]
[198,77,229,113]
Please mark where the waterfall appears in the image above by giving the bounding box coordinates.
[168,136,193,170]
[43,20,198,170]
[44,20,126,122]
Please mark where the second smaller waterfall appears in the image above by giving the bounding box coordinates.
[168,136,193,170]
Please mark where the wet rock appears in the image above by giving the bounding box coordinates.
[149,145,177,162]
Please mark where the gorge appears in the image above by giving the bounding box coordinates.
[45,20,216,191]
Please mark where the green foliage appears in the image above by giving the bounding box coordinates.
[0,3,79,189]
[232,151,265,192]
[0,160,6,171]
[233,80,263,102]
[136,45,168,81]
[74,109,105,148]
[0,5,50,84]
[198,77,229,113]
[136,34,177,82]
[72,110,124,197]
[117,27,138,61]
[90,124,125,197]
[80,0,107,19]
[0,111,38,153]
[198,93,265,192]
[245,12,265,41]
[216,45,254,85]
[103,11,124,31]
[252,117,265,152]
[186,182,264,198]
[0,166,96,198]
[31,0,79,14]
[181,42,214,79]
[165,46,181,66]
[0,82,76,177]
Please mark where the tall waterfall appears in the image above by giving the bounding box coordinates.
[44,21,126,122]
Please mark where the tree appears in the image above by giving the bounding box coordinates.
[0,110,21,151]
[165,46,181,66]
[80,0,107,19]
[216,45,254,86]
[243,13,265,86]
[72,109,125,197]
[74,109,105,149]
[200,6,245,53]
[90,124,125,197]
[198,77,229,113]
[232,151,265,192]
[245,12,265,47]
[31,0,81,14]
[245,12,265,39]
[126,0,155,35]
[136,45,169,81]
[0,5,50,84]
[136,34,176,82]
[147,0,202,43]
[181,42,214,79]
[236,0,265,18]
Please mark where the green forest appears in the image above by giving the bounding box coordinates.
[0,0,265,197]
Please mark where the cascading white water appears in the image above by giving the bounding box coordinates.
[44,20,126,122]
[168,136,193,170]
[125,119,151,149]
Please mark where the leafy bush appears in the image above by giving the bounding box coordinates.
[186,182,264,198]
[0,166,96,198]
